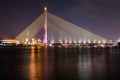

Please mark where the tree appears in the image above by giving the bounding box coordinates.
[118,42,120,49]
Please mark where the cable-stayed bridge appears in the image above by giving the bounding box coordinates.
[16,12,108,44]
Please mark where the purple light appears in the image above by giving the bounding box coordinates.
[43,6,47,45]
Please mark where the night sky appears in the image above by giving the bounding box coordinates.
[0,0,120,41]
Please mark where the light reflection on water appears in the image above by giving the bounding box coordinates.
[30,46,37,80]
[0,47,120,80]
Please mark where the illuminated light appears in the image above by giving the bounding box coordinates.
[79,39,82,43]
[38,39,41,42]
[65,40,68,44]
[51,40,54,44]
[37,39,42,45]
[49,43,52,47]
[83,40,86,44]
[1,39,16,44]
[103,40,106,44]
[16,40,20,44]
[43,34,47,45]
[59,40,61,42]
[69,41,72,44]
[74,41,77,44]
[109,40,113,43]
[31,38,36,45]
[31,46,35,49]
[100,44,105,48]
[59,40,62,44]
[94,45,97,48]
[78,41,81,44]
[16,11,106,43]
[37,46,41,49]
[88,39,91,43]
[21,41,25,44]
[44,6,47,11]
[118,38,120,42]
[93,39,97,43]
[26,38,28,42]
[31,38,35,41]
[98,40,101,44]
[25,38,29,44]
[43,6,47,45]
[34,40,37,44]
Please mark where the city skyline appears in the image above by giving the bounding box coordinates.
[0,0,120,41]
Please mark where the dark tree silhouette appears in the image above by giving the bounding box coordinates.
[118,42,120,49]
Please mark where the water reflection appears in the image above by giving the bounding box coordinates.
[29,46,54,80]
[78,47,120,80]
[30,46,37,80]
[0,47,120,80]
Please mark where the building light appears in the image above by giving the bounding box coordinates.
[37,39,41,42]
[49,43,52,46]
[74,41,76,44]
[31,38,35,41]
[25,38,29,42]
[118,38,120,42]
[109,40,113,43]
[88,39,91,43]
[59,40,62,44]
[79,39,82,43]
[98,40,101,44]
[69,41,72,44]
[83,40,86,44]
[51,40,54,44]
[93,39,96,44]
[103,40,106,44]
[65,40,67,44]
[16,40,20,44]
[31,38,36,45]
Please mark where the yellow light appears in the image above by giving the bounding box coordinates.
[88,39,91,43]
[44,6,47,11]
[32,38,35,41]
[38,39,41,42]
[26,38,28,42]
[98,40,101,44]
[79,39,82,43]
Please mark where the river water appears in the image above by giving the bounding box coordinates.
[0,46,120,80]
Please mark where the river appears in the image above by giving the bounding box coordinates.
[0,46,120,80]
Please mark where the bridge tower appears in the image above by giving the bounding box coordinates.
[43,6,48,45]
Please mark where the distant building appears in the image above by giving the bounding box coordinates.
[0,38,17,46]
